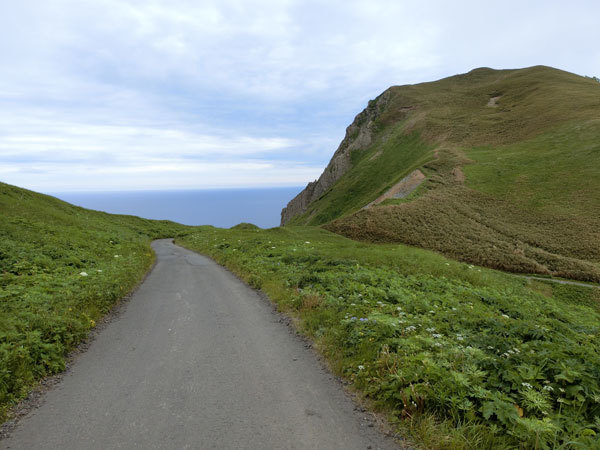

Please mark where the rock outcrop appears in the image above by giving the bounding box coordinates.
[280,89,393,225]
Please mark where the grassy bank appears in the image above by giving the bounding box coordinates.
[178,225,600,449]
[0,182,189,420]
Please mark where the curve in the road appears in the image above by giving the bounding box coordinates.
[1,239,401,450]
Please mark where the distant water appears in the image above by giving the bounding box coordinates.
[51,188,302,229]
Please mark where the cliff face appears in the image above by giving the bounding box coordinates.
[280,89,392,225]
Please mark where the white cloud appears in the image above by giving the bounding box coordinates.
[0,0,598,192]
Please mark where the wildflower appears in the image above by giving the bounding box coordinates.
[350,317,357,321]
[114,255,120,258]
[445,263,450,266]
[359,318,368,322]
[350,303,356,306]
[456,336,464,341]
[452,307,457,311]
[426,327,436,333]
[305,241,310,244]
[271,246,276,249]
[429,310,435,314]
[521,382,533,389]
[97,269,103,272]
[405,326,416,332]
[543,385,554,392]
[434,343,442,347]
[396,306,402,311]
[432,334,442,339]
[79,272,88,276]
[501,314,510,319]
[358,365,365,370]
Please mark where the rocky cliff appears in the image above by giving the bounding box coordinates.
[280,89,393,225]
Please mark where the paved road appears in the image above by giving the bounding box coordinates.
[2,240,399,450]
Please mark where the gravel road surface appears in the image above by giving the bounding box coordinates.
[1,239,400,450]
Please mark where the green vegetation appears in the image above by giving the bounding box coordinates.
[178,225,600,449]
[0,182,189,420]
[287,66,600,282]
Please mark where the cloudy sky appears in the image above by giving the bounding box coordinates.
[1,0,598,192]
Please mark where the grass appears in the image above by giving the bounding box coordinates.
[0,182,190,421]
[289,65,600,281]
[177,225,600,449]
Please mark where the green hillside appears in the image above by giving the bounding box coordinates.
[0,182,189,420]
[286,66,600,282]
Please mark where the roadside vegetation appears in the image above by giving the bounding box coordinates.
[0,182,189,421]
[178,225,600,449]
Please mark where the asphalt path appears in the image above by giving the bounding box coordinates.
[1,240,400,450]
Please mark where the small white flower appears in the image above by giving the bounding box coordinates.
[305,241,310,244]
[501,314,510,319]
[271,246,276,249]
[426,327,436,333]
[522,382,533,389]
[434,343,442,347]
[456,336,464,341]
[452,307,457,311]
[114,255,120,258]
[432,334,442,339]
[543,385,554,391]
[79,272,88,276]
[97,269,102,272]
[358,365,365,370]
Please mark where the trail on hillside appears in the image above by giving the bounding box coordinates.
[1,240,399,450]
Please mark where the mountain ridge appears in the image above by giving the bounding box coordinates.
[281,65,600,281]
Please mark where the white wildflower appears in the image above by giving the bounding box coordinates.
[79,272,88,276]
[543,385,554,392]
[501,314,510,319]
[358,365,365,370]
[521,382,533,389]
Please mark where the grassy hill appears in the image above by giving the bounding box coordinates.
[0,182,189,420]
[285,66,600,282]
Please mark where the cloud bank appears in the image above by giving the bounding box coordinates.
[0,0,598,191]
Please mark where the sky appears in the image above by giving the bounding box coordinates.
[1,0,598,193]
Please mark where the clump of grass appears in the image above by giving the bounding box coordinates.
[0,182,190,421]
[177,225,600,449]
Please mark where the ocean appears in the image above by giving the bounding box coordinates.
[51,187,302,229]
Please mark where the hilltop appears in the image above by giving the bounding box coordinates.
[282,66,600,282]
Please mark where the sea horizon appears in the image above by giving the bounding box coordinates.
[49,187,303,229]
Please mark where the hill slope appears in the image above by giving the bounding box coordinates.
[0,182,188,420]
[282,66,600,282]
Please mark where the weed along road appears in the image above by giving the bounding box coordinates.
[1,240,398,450]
